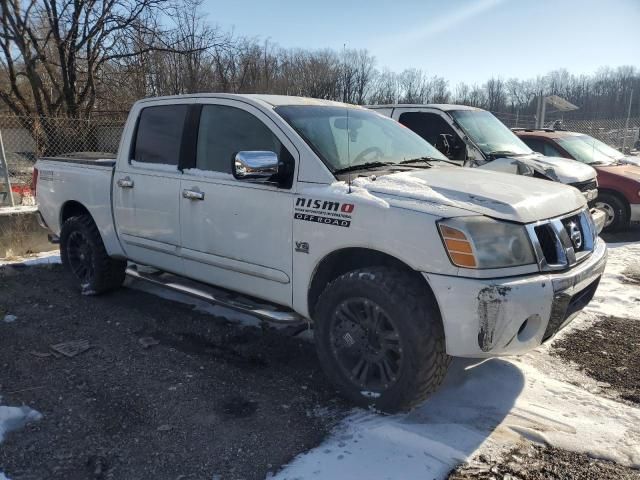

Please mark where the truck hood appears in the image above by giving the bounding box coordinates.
[352,168,586,224]
[490,153,597,184]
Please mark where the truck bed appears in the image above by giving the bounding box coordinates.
[35,155,123,257]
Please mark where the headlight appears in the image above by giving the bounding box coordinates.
[438,217,536,269]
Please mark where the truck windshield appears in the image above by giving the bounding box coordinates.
[275,105,449,172]
[556,135,617,165]
[450,110,532,157]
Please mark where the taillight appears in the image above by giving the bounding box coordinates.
[32,167,38,198]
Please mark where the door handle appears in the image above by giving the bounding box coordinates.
[117,177,134,188]
[183,189,205,201]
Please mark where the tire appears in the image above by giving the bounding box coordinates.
[314,267,450,413]
[595,193,629,232]
[60,214,126,294]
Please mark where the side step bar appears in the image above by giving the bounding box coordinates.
[126,265,306,324]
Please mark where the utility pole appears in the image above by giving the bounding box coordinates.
[622,89,633,153]
[0,130,15,207]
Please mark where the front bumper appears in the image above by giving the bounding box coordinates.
[425,238,607,357]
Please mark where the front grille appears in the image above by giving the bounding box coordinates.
[527,209,595,271]
[534,224,560,264]
[570,180,597,192]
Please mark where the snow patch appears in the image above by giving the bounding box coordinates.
[0,397,42,443]
[353,173,451,206]
[302,182,390,209]
[0,250,60,266]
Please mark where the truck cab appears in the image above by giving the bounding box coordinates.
[367,104,600,203]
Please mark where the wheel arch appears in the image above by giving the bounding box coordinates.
[60,200,92,228]
[307,247,438,319]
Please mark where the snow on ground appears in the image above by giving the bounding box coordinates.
[0,206,38,216]
[0,249,60,267]
[1,243,639,480]
[0,402,42,443]
[0,400,42,479]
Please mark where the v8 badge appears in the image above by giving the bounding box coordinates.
[295,241,309,254]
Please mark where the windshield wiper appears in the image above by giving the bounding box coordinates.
[399,157,435,167]
[400,156,460,167]
[333,161,395,174]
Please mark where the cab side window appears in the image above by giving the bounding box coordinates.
[133,105,188,166]
[398,112,465,160]
[196,105,285,174]
[523,138,562,157]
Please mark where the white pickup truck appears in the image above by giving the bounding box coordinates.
[35,94,607,412]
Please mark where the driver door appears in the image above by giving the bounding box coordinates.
[179,99,297,307]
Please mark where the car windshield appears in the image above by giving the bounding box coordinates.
[578,134,624,161]
[450,110,532,156]
[275,105,448,172]
[556,135,618,165]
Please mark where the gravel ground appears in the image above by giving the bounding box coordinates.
[0,264,347,480]
[449,444,640,480]
[551,315,640,404]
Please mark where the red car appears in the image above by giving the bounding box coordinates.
[514,129,640,231]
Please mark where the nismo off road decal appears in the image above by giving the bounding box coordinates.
[294,197,355,228]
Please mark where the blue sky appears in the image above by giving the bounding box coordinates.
[202,0,639,85]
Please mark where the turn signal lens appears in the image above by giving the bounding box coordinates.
[439,225,477,268]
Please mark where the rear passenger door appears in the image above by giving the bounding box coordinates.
[113,101,190,274]
[179,99,297,307]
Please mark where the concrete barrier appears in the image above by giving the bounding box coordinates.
[0,207,54,258]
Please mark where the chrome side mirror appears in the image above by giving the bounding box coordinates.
[233,151,279,181]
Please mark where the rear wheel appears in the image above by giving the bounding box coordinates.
[595,193,628,232]
[314,267,450,413]
[60,214,126,294]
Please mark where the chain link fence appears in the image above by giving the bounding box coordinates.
[0,115,125,205]
[1,111,639,206]
[492,110,640,152]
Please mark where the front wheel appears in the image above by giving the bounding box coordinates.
[60,214,126,294]
[314,267,450,413]
[595,193,628,232]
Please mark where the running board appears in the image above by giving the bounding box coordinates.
[126,265,305,324]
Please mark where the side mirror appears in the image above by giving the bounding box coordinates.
[233,151,279,181]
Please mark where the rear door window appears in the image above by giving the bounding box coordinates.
[133,105,188,166]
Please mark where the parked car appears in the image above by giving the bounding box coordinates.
[514,129,640,231]
[35,94,607,412]
[366,104,600,205]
